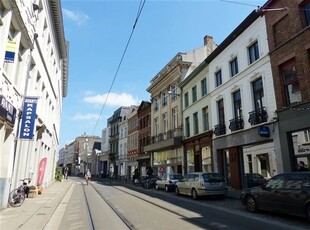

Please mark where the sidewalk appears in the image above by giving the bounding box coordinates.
[0,179,73,230]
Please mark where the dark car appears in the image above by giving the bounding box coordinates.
[245,173,266,188]
[240,172,310,221]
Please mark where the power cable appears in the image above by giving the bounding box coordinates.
[91,0,147,135]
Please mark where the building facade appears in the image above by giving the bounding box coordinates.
[137,101,151,177]
[145,36,217,176]
[0,0,68,209]
[209,11,277,189]
[263,0,310,172]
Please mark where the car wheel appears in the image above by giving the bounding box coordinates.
[191,188,198,200]
[175,186,180,196]
[245,195,257,212]
[165,186,169,192]
[155,184,159,190]
[306,205,310,221]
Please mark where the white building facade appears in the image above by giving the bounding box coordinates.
[209,11,278,189]
[0,0,68,209]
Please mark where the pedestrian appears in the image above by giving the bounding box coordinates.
[85,169,91,185]
[297,161,309,171]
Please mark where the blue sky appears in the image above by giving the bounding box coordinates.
[59,0,266,148]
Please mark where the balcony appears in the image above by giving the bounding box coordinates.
[214,123,226,136]
[248,107,268,126]
[229,116,244,131]
[144,128,182,152]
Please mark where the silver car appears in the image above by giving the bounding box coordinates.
[175,172,228,199]
[155,173,184,192]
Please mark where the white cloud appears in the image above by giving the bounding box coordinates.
[62,8,89,25]
[83,92,140,107]
[72,113,99,120]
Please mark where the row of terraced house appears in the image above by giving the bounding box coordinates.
[58,0,310,190]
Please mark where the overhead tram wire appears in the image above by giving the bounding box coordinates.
[91,0,147,135]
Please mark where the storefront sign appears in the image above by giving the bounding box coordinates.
[0,94,17,126]
[4,40,16,63]
[19,97,38,139]
[258,125,270,137]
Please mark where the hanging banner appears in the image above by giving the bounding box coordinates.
[0,94,17,126]
[4,40,16,63]
[19,97,38,139]
[37,157,47,185]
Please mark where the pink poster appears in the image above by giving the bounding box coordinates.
[37,157,47,185]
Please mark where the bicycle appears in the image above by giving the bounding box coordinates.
[8,178,31,207]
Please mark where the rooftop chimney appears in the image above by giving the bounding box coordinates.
[204,35,213,45]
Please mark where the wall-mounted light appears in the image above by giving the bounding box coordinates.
[167,90,180,97]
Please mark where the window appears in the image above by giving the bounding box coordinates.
[185,117,190,138]
[301,0,310,26]
[172,107,178,130]
[233,90,242,118]
[280,59,301,106]
[193,112,199,135]
[170,84,178,100]
[201,78,207,96]
[266,177,284,189]
[192,86,197,103]
[162,91,168,107]
[154,117,159,136]
[162,113,168,134]
[304,129,310,143]
[252,78,264,110]
[248,41,259,64]
[218,99,225,124]
[230,57,239,77]
[202,106,209,131]
[184,92,189,108]
[154,98,159,112]
[215,70,222,87]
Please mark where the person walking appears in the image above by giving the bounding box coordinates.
[85,169,91,185]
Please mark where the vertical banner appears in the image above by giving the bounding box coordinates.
[4,40,16,63]
[37,157,47,185]
[19,97,38,139]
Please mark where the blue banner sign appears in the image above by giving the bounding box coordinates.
[20,97,38,139]
[0,94,17,126]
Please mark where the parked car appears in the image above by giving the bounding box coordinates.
[240,172,310,221]
[175,172,227,199]
[155,173,183,192]
[245,173,266,188]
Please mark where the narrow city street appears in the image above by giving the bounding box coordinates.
[51,178,310,230]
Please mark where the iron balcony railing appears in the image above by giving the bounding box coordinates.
[248,107,268,126]
[214,123,226,136]
[229,116,244,131]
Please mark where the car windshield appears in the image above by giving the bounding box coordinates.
[202,173,225,182]
[170,174,183,180]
